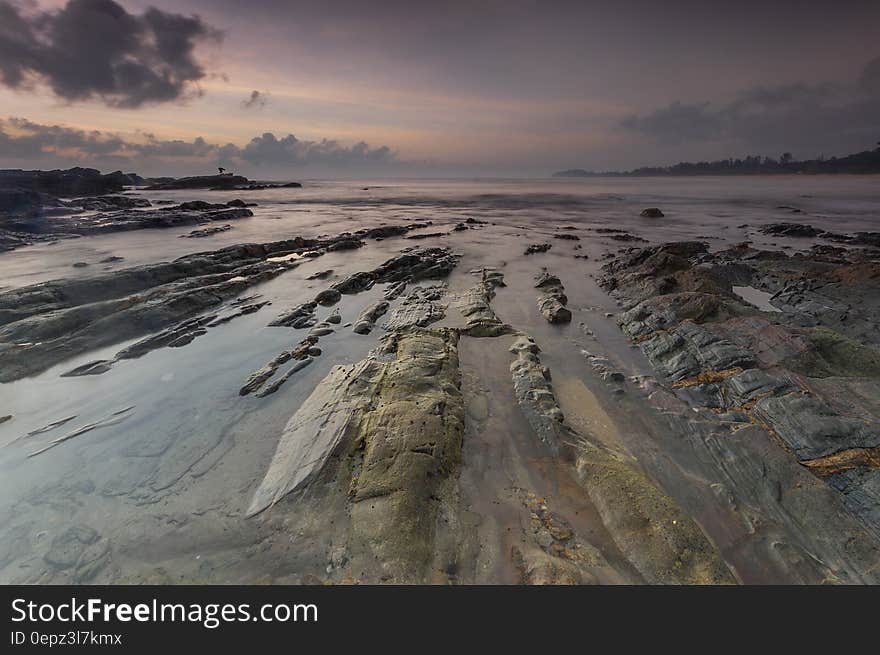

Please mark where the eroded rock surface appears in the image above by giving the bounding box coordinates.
[535,271,572,323]
[600,240,880,538]
[248,328,464,583]
[456,268,513,337]
[507,335,735,584]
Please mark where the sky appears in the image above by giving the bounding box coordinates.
[0,0,879,178]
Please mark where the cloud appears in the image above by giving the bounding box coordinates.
[0,117,396,171]
[860,56,880,96]
[240,132,393,167]
[0,0,220,108]
[241,90,268,109]
[620,102,723,145]
[620,56,880,155]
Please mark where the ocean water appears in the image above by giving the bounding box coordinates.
[2,175,878,290]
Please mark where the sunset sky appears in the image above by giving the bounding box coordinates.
[1,0,879,177]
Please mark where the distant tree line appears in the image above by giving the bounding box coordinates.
[553,142,880,177]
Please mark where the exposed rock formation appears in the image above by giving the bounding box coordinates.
[508,334,735,583]
[534,271,572,323]
[383,285,446,331]
[0,167,128,198]
[525,243,551,255]
[352,301,390,334]
[456,269,512,337]
[247,328,464,583]
[600,240,880,537]
[145,174,250,190]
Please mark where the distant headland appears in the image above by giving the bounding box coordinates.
[554,144,880,177]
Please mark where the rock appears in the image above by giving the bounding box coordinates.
[306,269,333,280]
[640,207,664,218]
[352,301,390,334]
[535,271,572,324]
[608,233,648,242]
[241,317,468,584]
[372,248,458,283]
[248,328,464,584]
[600,238,880,539]
[384,285,446,331]
[383,281,408,301]
[270,302,318,328]
[456,270,513,337]
[326,239,363,251]
[0,415,11,424]
[240,337,318,396]
[508,333,735,584]
[0,167,127,197]
[314,289,342,306]
[255,357,314,397]
[76,195,151,211]
[145,174,251,190]
[406,231,446,240]
[61,360,113,377]
[181,224,232,238]
[553,233,580,241]
[216,181,302,191]
[332,272,375,294]
[525,243,552,255]
[752,394,878,460]
[760,222,821,238]
[509,336,567,450]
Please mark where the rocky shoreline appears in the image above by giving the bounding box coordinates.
[600,234,880,541]
[2,181,880,585]
[0,168,303,252]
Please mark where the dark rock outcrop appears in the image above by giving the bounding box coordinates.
[0,167,128,197]
[525,243,552,255]
[145,174,250,190]
[600,239,880,536]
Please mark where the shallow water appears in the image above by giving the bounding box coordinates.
[4,175,879,290]
[732,285,781,312]
[1,175,878,583]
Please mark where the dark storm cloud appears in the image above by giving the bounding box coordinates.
[0,117,396,168]
[621,57,880,154]
[241,90,268,109]
[0,0,219,107]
